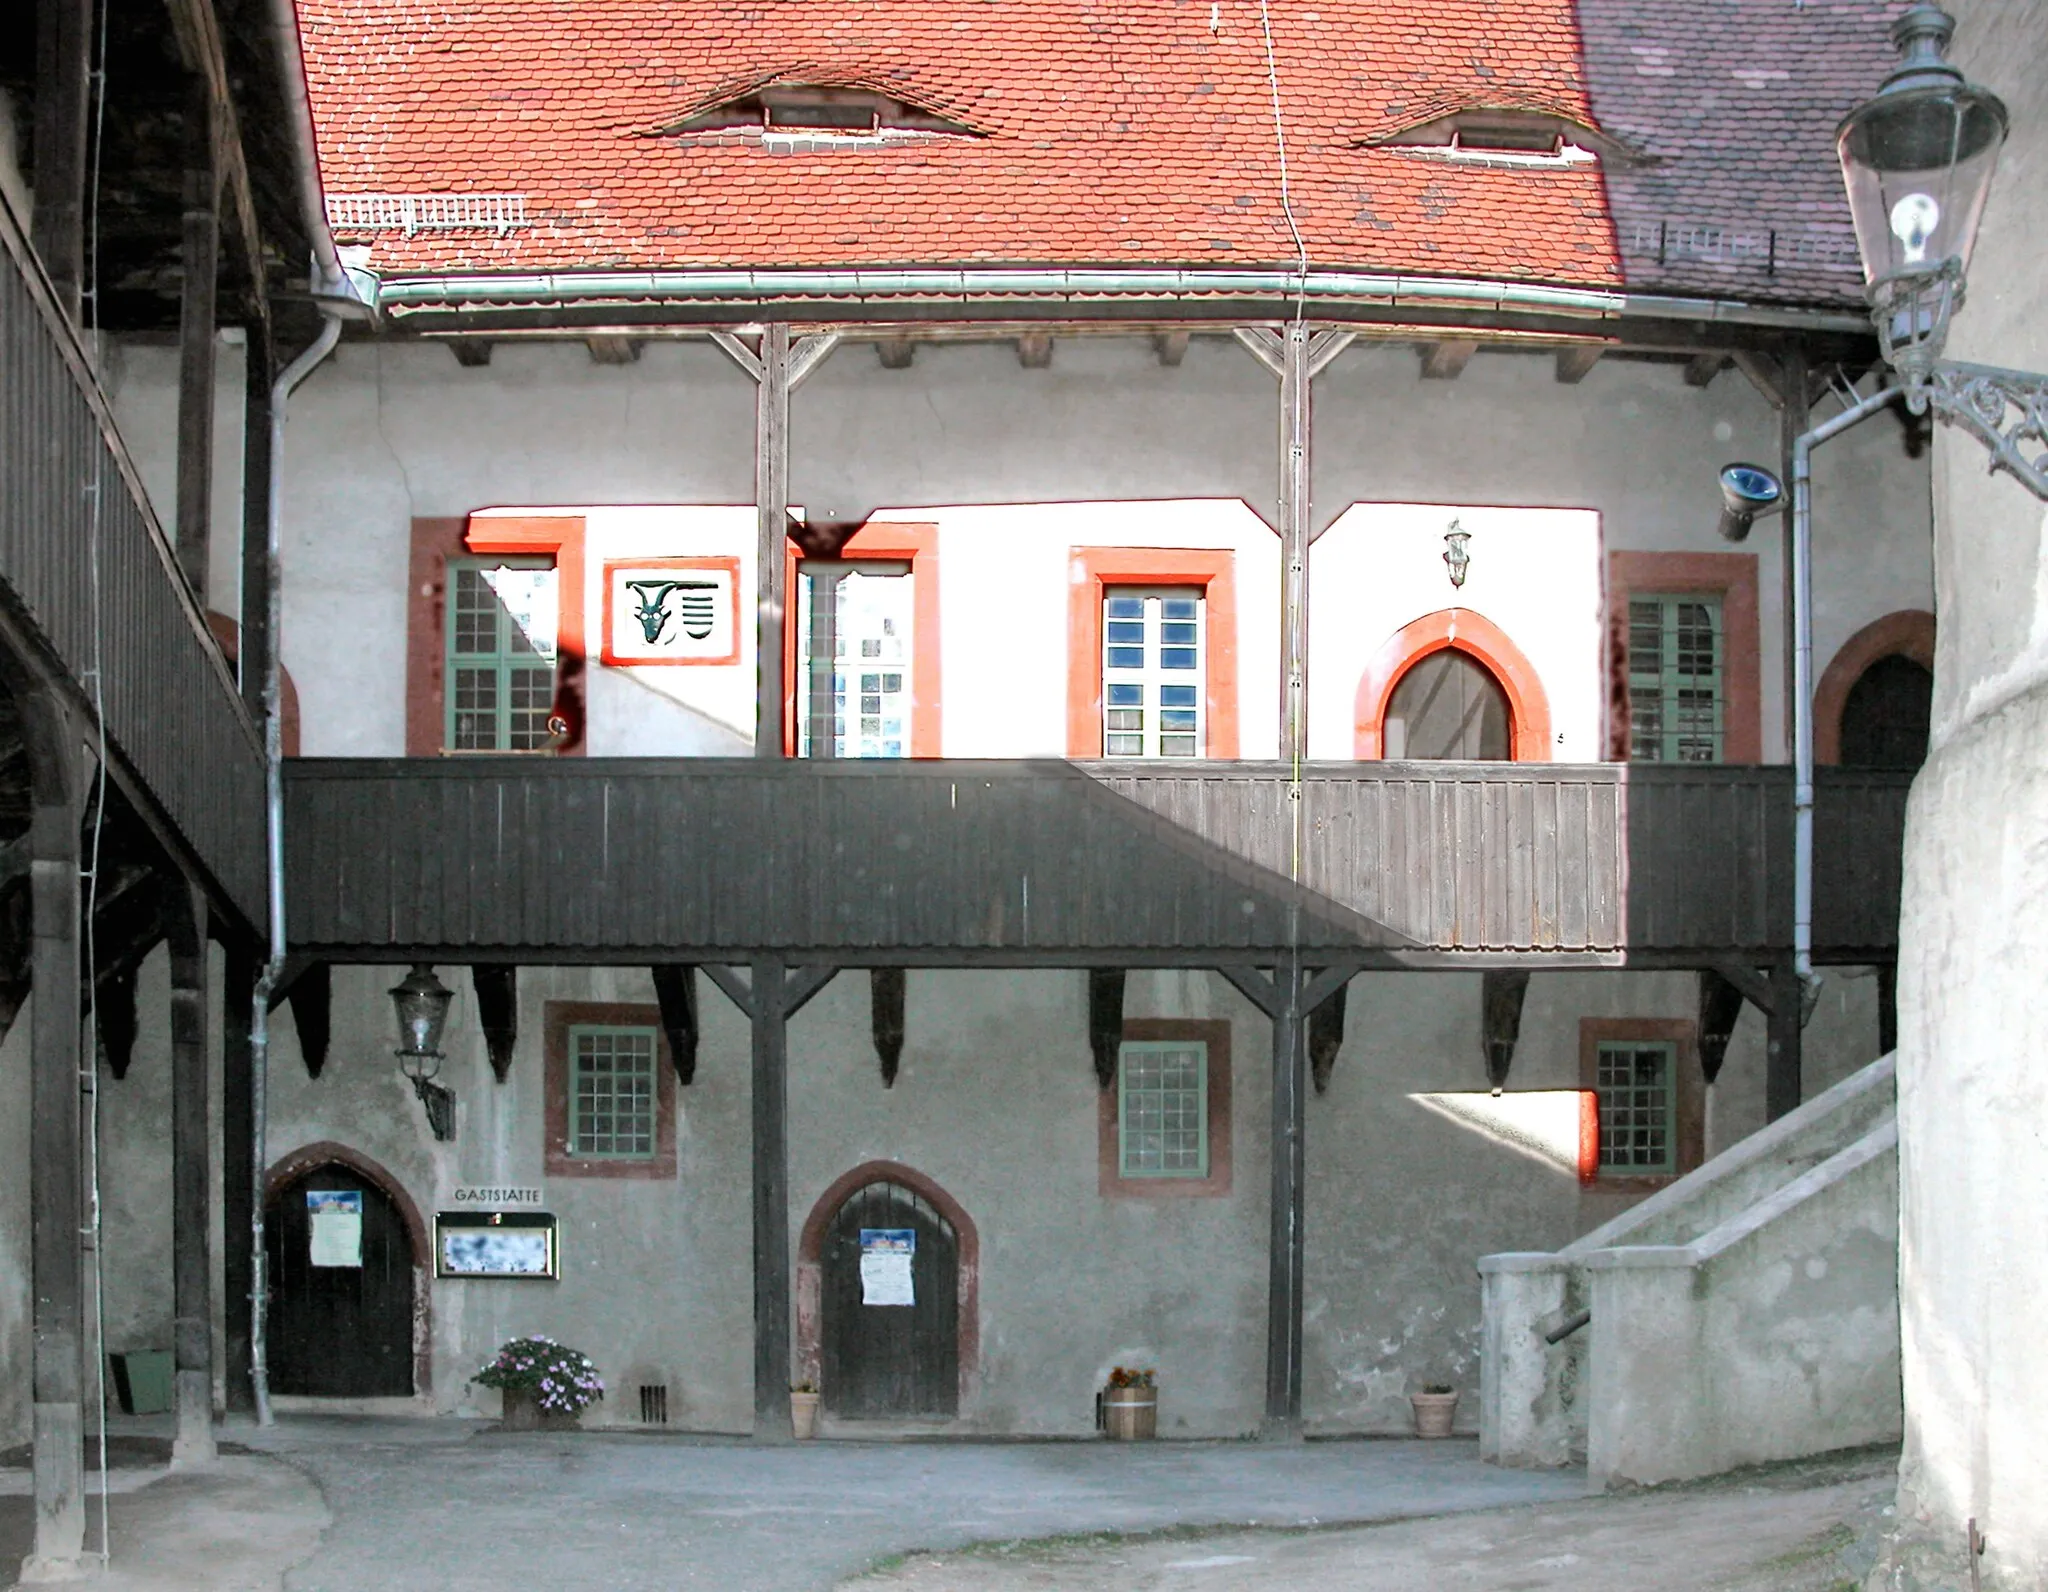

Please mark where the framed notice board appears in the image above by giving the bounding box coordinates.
[435,1210,559,1279]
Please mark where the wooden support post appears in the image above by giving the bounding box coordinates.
[750,955,792,1438]
[31,0,93,323]
[220,947,255,1414]
[755,327,792,758]
[1766,962,1803,1121]
[651,965,699,1085]
[286,962,331,1078]
[169,883,214,1466]
[471,965,517,1082]
[26,734,84,1577]
[175,73,221,602]
[1877,962,1898,1057]
[1279,325,1311,768]
[238,320,273,720]
[1266,955,1308,1436]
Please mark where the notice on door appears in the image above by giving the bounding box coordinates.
[307,1190,364,1269]
[859,1228,915,1307]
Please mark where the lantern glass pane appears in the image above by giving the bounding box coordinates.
[1837,87,2007,283]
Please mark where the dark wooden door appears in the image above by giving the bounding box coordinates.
[1841,654,1932,771]
[266,1165,415,1396]
[821,1180,958,1419]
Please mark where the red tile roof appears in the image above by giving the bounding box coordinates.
[298,1,1626,292]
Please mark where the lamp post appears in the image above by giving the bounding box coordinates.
[390,964,458,1141]
[1762,4,2048,1006]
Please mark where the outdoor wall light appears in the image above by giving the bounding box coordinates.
[1716,463,1784,543]
[390,964,457,1142]
[1833,5,2046,495]
[1443,522,1471,588]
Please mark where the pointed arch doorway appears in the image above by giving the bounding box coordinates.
[797,1161,979,1422]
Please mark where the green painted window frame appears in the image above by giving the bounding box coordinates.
[445,556,558,752]
[1117,1039,1210,1178]
[566,1025,660,1160]
[1628,593,1725,763]
[1595,1039,1677,1176]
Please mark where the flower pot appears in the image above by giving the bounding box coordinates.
[501,1385,581,1432]
[790,1390,821,1440]
[1104,1384,1157,1441]
[1410,1390,1459,1439]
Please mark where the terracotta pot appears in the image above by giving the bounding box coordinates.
[1410,1390,1459,1439]
[790,1390,821,1440]
[1104,1384,1158,1441]
[501,1385,581,1432]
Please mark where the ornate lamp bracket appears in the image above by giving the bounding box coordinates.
[1911,360,2048,499]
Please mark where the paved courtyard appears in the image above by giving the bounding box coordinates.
[0,1421,1893,1591]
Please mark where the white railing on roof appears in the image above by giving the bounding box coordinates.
[325,193,529,238]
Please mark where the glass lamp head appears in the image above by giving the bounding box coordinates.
[389,963,454,1062]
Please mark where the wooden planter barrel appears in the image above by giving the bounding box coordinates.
[1104,1384,1157,1441]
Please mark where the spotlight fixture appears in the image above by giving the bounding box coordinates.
[1716,463,1785,543]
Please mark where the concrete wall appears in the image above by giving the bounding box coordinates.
[38,960,1878,1439]
[0,996,29,1446]
[1889,5,2048,1582]
[99,331,1933,763]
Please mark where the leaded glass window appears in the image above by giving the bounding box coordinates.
[1102,588,1204,758]
[1118,1040,1208,1177]
[568,1026,658,1159]
[446,559,558,752]
[1628,595,1723,762]
[1596,1040,1675,1175]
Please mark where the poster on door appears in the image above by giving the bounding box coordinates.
[307,1189,363,1269]
[601,556,742,666]
[859,1228,916,1307]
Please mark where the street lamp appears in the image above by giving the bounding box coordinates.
[1767,5,2047,1009]
[390,964,457,1141]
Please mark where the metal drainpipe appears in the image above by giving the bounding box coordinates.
[249,310,342,1427]
[1790,381,1903,989]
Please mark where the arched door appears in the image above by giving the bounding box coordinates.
[821,1179,959,1419]
[266,1162,416,1396]
[1384,649,1511,760]
[1839,654,1932,771]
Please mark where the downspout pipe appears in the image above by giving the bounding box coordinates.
[249,312,341,1428]
[1790,381,1903,989]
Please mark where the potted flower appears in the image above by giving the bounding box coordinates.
[1103,1367,1157,1441]
[472,1336,605,1431]
[790,1381,821,1440]
[1410,1382,1459,1439]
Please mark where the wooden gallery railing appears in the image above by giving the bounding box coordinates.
[0,199,265,921]
[284,759,1910,965]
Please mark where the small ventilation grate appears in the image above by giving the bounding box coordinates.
[639,1384,669,1425]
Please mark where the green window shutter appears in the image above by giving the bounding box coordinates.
[1628,594,1724,763]
[445,558,559,752]
[1595,1040,1676,1175]
[1117,1040,1209,1177]
[567,1026,659,1159]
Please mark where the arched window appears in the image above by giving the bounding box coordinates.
[1384,649,1512,760]
[1839,654,1932,771]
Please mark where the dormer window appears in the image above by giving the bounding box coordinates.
[1371,109,1628,169]
[661,86,979,148]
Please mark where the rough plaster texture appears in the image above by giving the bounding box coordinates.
[1885,3,2048,1587]
[33,961,1879,1441]
[106,331,1932,763]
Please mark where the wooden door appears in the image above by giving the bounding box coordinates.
[266,1165,415,1396]
[821,1180,959,1419]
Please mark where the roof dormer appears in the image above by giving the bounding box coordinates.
[1369,108,1640,169]
[656,83,981,148]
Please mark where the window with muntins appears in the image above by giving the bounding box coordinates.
[1118,1040,1209,1178]
[1102,587,1203,757]
[568,1026,658,1159]
[1596,1040,1676,1176]
[1629,594,1724,762]
[446,558,558,751]
[796,563,913,758]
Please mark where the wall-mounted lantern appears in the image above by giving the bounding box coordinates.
[1443,522,1471,589]
[390,964,457,1142]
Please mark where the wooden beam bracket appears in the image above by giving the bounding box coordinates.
[1481,970,1530,1092]
[1087,969,1125,1090]
[871,967,906,1087]
[1420,340,1478,380]
[652,964,699,1085]
[471,964,517,1082]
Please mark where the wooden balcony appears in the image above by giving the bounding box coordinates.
[0,201,265,921]
[284,758,1909,968]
